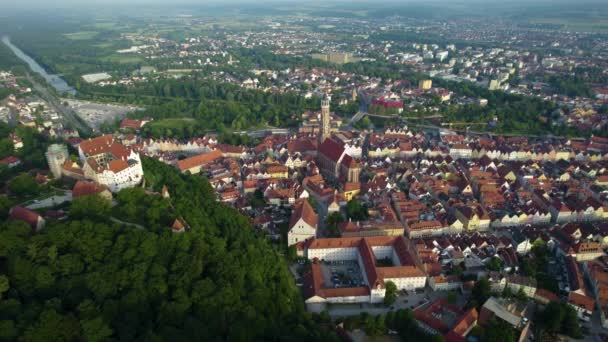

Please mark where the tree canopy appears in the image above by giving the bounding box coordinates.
[0,157,338,341]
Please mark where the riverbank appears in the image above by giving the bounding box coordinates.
[1,35,76,95]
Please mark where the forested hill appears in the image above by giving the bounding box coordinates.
[0,157,338,341]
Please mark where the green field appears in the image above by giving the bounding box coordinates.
[143,118,198,134]
[63,31,99,40]
[93,22,119,30]
[529,17,608,32]
[101,53,145,64]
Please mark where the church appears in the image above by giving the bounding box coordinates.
[316,94,361,185]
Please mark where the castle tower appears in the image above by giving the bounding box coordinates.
[45,144,69,179]
[319,93,331,143]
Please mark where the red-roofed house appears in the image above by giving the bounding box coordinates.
[120,118,151,131]
[288,199,318,246]
[568,292,595,319]
[415,299,478,342]
[0,156,22,168]
[9,206,45,232]
[176,150,222,174]
[72,180,112,201]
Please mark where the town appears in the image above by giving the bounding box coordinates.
[1,1,608,341]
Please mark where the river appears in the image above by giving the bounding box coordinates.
[1,36,76,95]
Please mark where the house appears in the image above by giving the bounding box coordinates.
[171,218,186,233]
[534,289,560,305]
[429,275,463,292]
[572,242,604,262]
[0,156,22,168]
[176,150,223,174]
[120,118,151,131]
[414,299,478,342]
[506,275,537,298]
[9,206,45,232]
[568,292,595,320]
[287,199,318,246]
[72,180,112,201]
[478,297,528,329]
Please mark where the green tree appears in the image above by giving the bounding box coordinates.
[8,174,38,197]
[486,257,503,271]
[446,291,457,304]
[515,287,527,301]
[384,281,397,305]
[0,139,14,159]
[0,275,9,299]
[69,194,111,220]
[471,278,491,308]
[307,196,317,209]
[325,212,344,238]
[346,199,368,221]
[0,156,342,341]
[482,318,514,342]
[250,188,266,208]
[0,320,17,340]
[81,317,113,342]
[0,196,12,220]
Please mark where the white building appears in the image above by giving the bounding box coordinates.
[45,144,69,179]
[302,236,427,311]
[78,135,144,193]
[287,199,318,246]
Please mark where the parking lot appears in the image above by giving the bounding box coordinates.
[63,99,141,131]
[320,260,366,288]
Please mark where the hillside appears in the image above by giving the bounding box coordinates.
[0,157,337,341]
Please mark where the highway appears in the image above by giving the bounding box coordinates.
[29,74,92,135]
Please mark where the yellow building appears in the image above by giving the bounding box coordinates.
[419,79,432,90]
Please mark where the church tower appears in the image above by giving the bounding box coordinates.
[319,93,331,143]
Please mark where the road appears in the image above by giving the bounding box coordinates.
[327,287,447,317]
[28,73,92,135]
[25,193,72,209]
[110,217,145,230]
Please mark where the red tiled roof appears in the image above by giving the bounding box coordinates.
[0,156,21,164]
[72,180,107,197]
[318,138,345,163]
[340,154,357,168]
[79,135,114,156]
[372,98,403,108]
[107,159,129,173]
[534,289,560,303]
[176,150,222,171]
[171,219,186,231]
[120,118,145,130]
[9,206,40,228]
[289,199,318,229]
[568,292,595,312]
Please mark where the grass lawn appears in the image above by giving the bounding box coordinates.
[93,22,119,30]
[63,31,100,40]
[144,118,198,132]
[101,53,145,64]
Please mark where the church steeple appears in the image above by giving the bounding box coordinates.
[319,93,331,143]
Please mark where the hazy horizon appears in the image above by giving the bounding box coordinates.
[2,0,606,9]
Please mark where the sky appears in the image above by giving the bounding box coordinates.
[0,0,604,12]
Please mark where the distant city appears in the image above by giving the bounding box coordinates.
[0,1,607,341]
